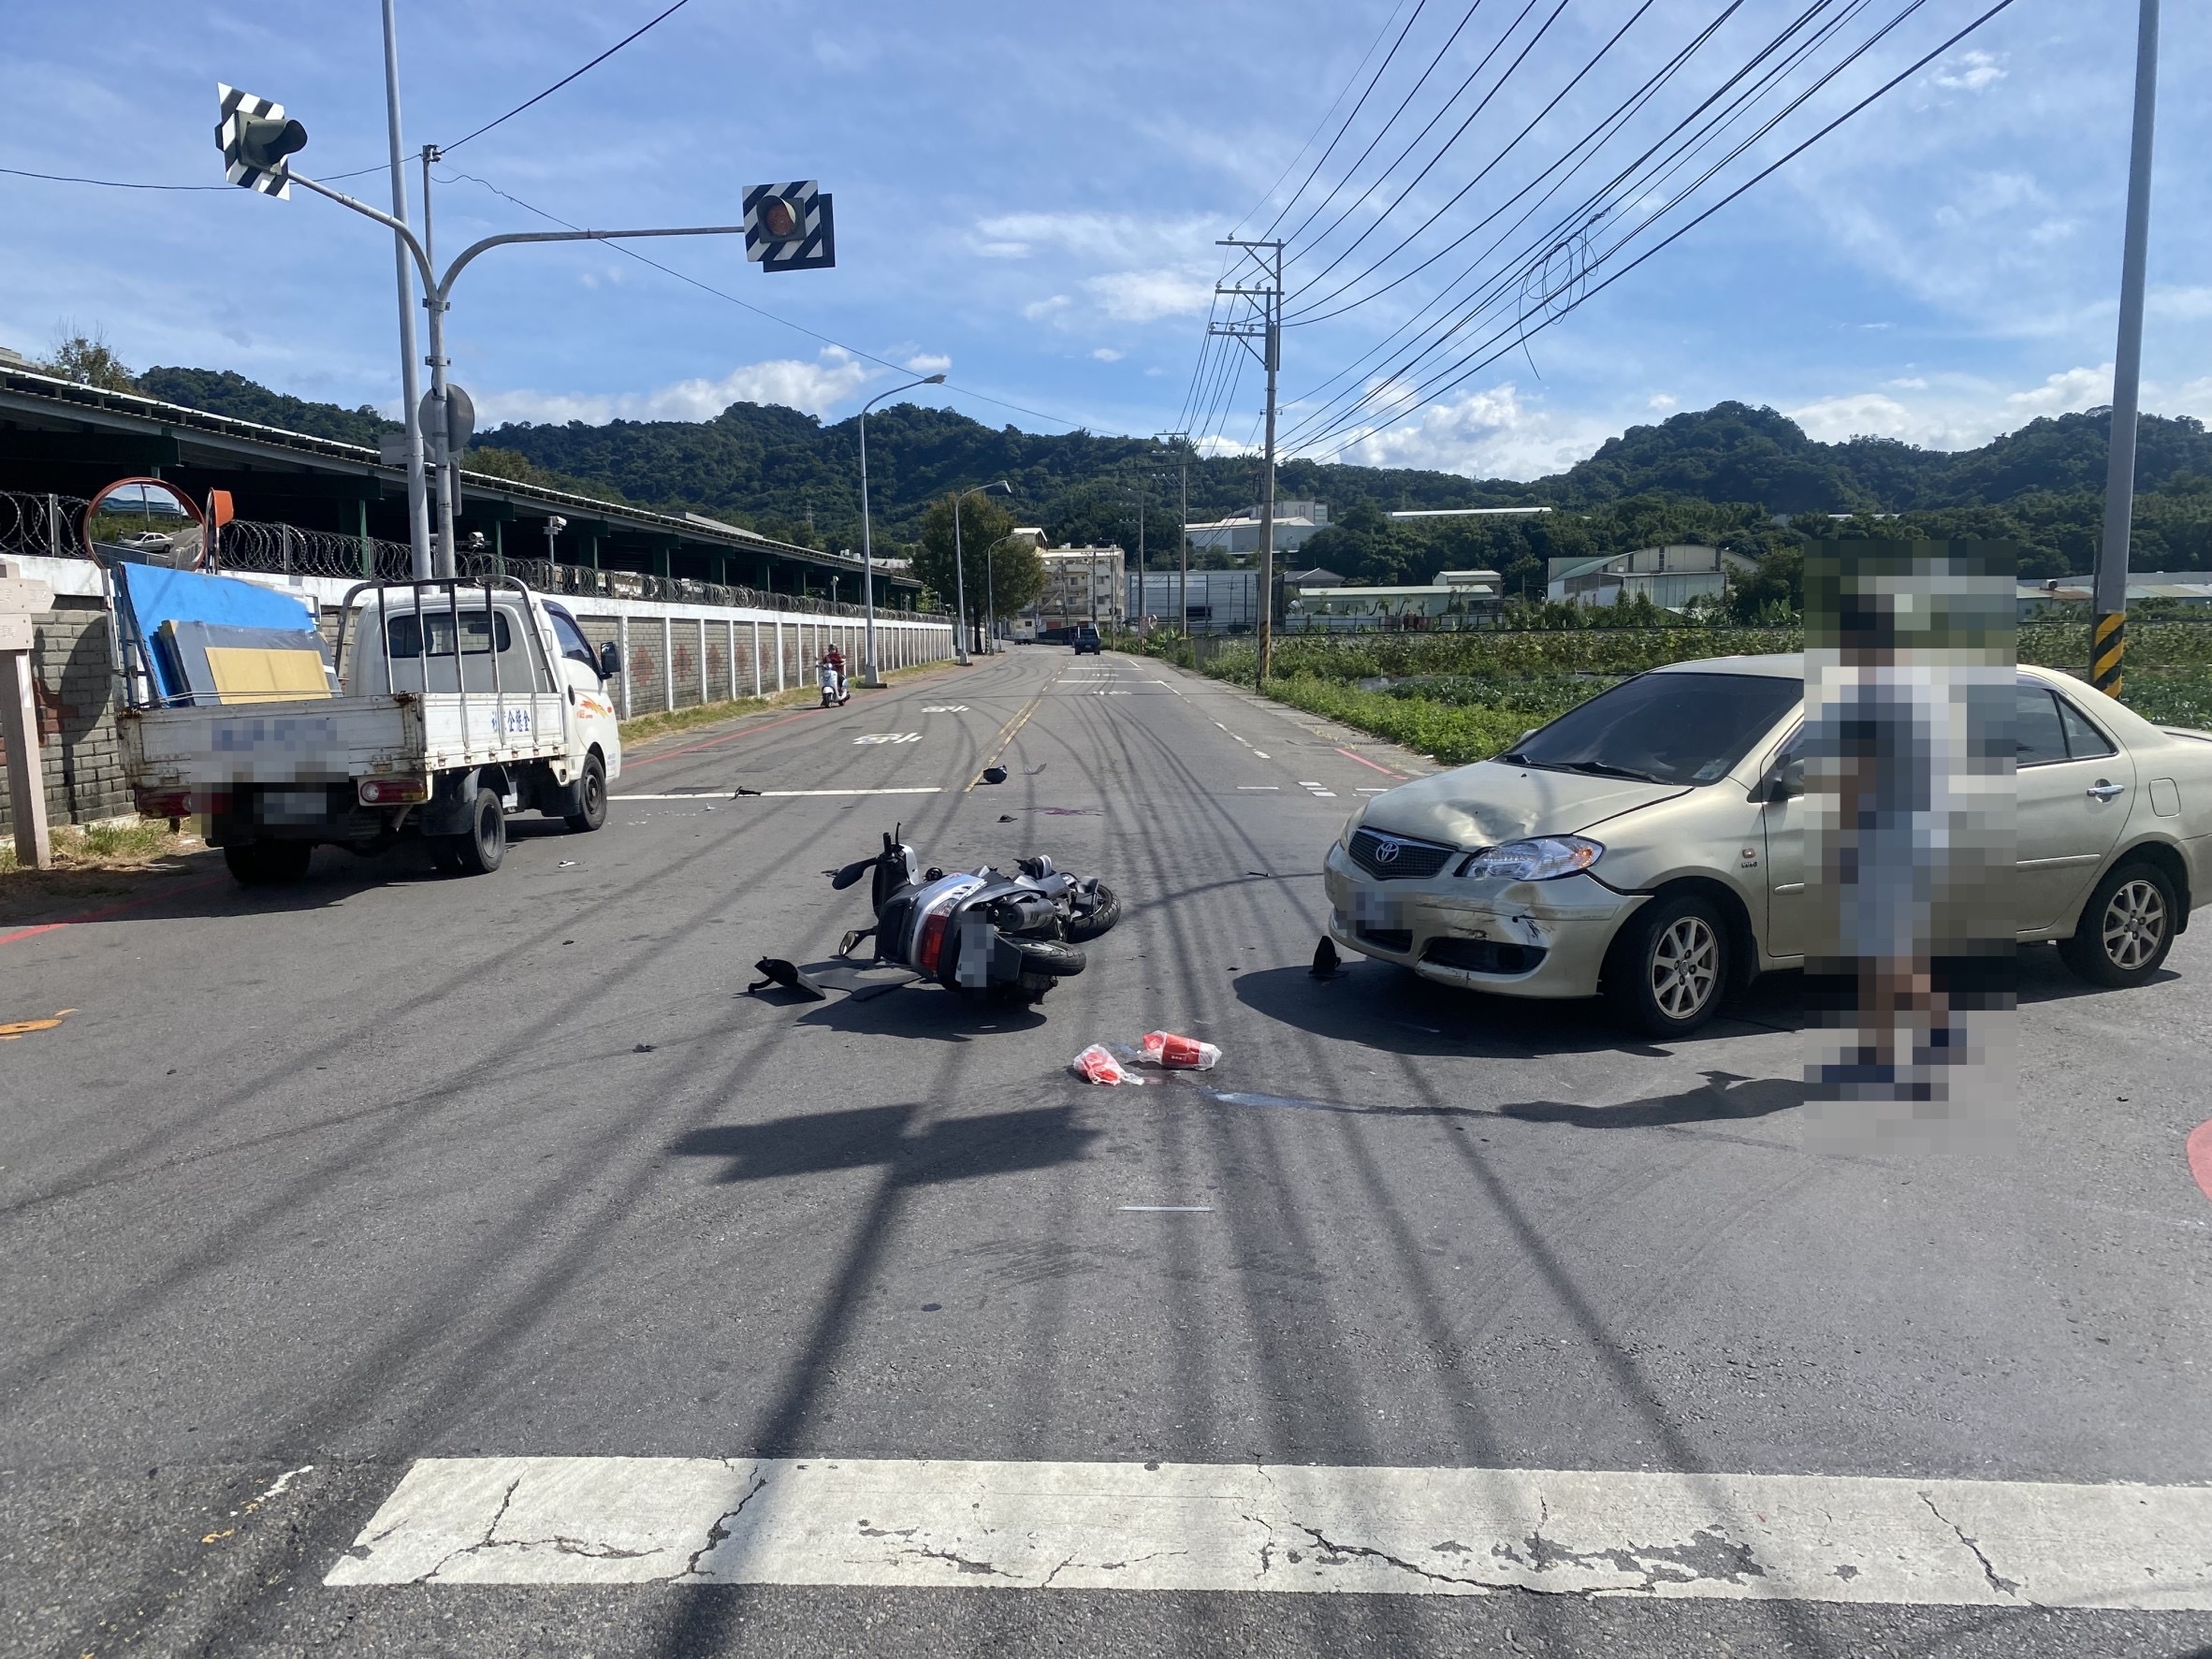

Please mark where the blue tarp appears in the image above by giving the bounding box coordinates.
[113,564,319,706]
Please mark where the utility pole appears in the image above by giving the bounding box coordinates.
[2093,0,2161,698]
[1212,239,1281,686]
[1156,430,1190,640]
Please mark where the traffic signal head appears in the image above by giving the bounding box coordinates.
[216,84,306,198]
[744,182,836,272]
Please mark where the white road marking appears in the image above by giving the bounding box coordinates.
[1297,781,1322,787]
[327,1457,2212,1606]
[921,705,969,713]
[258,1464,315,1503]
[617,789,943,801]
[1356,787,1388,794]
[1118,1205,1214,1213]
[1237,786,1280,792]
[854,733,923,745]
[1252,750,1271,759]
[1311,791,1337,797]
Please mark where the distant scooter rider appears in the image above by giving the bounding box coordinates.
[819,645,848,706]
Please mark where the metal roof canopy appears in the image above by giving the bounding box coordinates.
[0,367,912,590]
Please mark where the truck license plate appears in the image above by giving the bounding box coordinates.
[264,790,327,822]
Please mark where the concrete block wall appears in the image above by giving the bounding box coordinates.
[0,598,134,837]
[0,554,956,830]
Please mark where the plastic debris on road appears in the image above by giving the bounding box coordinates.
[1142,1030,1222,1070]
[979,765,1010,785]
[1071,1044,1144,1085]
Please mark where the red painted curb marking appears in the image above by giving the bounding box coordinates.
[2187,1120,2212,1207]
[0,875,228,951]
[1335,746,1407,779]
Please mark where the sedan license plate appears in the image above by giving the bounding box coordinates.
[1352,888,1403,927]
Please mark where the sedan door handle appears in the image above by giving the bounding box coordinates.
[2086,780,2127,802]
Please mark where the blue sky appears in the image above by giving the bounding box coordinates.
[5,1,2206,480]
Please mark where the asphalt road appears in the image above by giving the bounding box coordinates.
[5,645,2209,1657]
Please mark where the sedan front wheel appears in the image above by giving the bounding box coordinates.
[1606,893,1729,1038]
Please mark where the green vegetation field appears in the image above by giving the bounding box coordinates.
[1142,624,2212,767]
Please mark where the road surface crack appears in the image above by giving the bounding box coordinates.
[420,1477,521,1581]
[1294,1524,1493,1590]
[682,1470,768,1578]
[1919,1492,2024,1600]
[902,1544,1014,1579]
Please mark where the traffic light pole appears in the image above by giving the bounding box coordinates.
[284,167,746,575]
[380,0,432,581]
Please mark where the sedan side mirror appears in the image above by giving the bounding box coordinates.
[1754,757,1806,804]
[597,640,623,681]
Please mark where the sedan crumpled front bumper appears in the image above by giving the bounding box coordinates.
[1322,838,1642,998]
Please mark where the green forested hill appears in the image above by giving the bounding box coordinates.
[122,366,2212,588]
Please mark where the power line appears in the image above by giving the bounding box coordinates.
[1263,0,1436,240]
[443,0,694,153]
[1297,0,2017,460]
[1278,0,1888,443]
[1228,0,1422,237]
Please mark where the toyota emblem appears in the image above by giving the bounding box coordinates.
[1372,838,1401,864]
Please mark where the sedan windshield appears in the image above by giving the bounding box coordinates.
[1502,671,1802,787]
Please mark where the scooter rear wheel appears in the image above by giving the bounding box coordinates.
[1012,938,1086,978]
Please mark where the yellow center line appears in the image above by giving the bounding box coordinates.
[966,664,1065,791]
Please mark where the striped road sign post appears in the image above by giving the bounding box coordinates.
[2092,608,2126,697]
[743,182,836,273]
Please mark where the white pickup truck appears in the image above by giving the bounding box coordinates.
[122,577,624,883]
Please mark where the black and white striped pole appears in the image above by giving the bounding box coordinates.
[2092,0,2160,700]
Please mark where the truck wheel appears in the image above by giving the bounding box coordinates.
[1604,893,1728,1038]
[453,788,506,875]
[225,839,313,886]
[564,753,607,833]
[2059,861,2176,987]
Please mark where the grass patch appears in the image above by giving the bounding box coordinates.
[1141,624,2212,766]
[0,818,201,876]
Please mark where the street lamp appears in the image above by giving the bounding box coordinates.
[950,481,1012,664]
[982,531,1021,655]
[858,373,946,687]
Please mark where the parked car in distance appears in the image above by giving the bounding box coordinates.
[1324,655,2212,1035]
[1072,624,1102,655]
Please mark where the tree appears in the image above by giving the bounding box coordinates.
[39,329,138,392]
[916,493,1018,648]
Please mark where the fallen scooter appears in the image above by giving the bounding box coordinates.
[827,828,1120,1003]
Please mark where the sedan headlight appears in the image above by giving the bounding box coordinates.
[1461,836,1603,881]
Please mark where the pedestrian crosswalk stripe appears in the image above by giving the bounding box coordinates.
[325,1456,2212,1606]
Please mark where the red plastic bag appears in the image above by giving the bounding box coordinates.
[1142,1030,1222,1070]
[1070,1043,1142,1085]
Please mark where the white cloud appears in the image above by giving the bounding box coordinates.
[905,353,953,374]
[975,241,1031,259]
[1321,383,1617,480]
[1090,347,1126,362]
[1022,295,1070,321]
[1083,269,1214,323]
[1784,364,2117,450]
[1647,392,1678,412]
[1930,50,2006,93]
[476,349,879,427]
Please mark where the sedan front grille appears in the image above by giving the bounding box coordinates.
[1348,827,1461,880]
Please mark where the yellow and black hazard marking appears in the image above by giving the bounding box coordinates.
[2091,610,2126,697]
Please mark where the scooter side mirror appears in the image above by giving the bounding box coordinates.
[830,858,875,890]
[598,640,622,680]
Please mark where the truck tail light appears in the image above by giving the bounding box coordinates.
[135,787,194,819]
[359,777,429,806]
